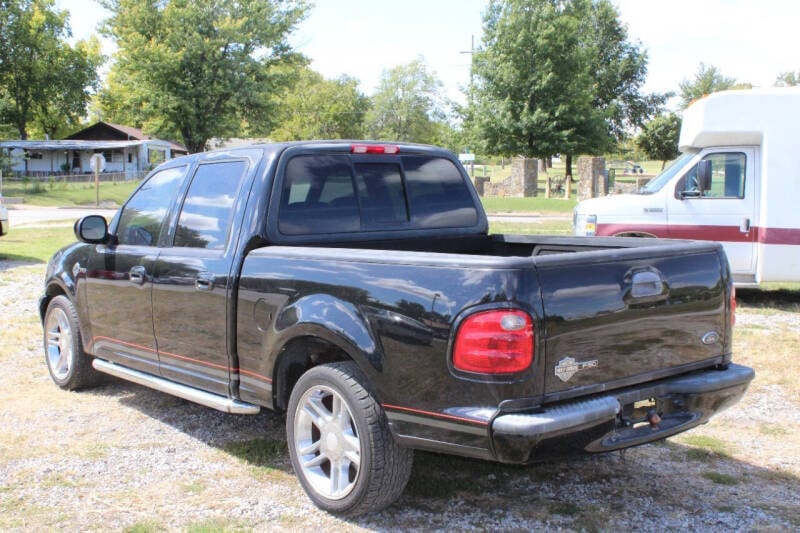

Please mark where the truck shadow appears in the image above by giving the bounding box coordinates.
[0,255,41,270]
[737,288,800,307]
[95,377,800,529]
[101,378,294,475]
[381,444,800,530]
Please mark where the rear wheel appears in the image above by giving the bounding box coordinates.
[286,362,413,516]
[43,295,101,390]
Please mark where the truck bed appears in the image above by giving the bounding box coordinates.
[236,234,732,412]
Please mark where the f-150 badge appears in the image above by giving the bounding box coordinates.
[555,356,599,382]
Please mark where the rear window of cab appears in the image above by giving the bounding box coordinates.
[278,154,478,235]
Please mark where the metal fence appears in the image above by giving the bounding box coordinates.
[3,170,148,183]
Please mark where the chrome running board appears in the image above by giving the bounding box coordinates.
[92,359,261,415]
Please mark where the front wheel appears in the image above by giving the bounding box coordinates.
[43,295,101,390]
[286,362,413,516]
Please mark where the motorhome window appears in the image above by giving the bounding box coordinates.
[676,152,746,199]
[639,152,694,194]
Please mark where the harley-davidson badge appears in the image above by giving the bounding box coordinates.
[554,356,599,382]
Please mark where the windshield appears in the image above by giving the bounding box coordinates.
[638,152,695,194]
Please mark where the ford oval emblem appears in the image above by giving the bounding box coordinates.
[701,331,719,345]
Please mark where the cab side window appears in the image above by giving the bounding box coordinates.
[677,152,746,199]
[116,166,186,246]
[173,160,249,249]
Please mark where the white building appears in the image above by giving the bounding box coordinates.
[0,122,188,178]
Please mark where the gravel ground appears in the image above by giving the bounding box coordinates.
[1,261,798,532]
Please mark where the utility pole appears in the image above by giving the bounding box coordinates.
[460,34,475,94]
[460,35,477,176]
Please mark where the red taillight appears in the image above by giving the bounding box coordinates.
[731,285,736,327]
[453,310,534,374]
[350,144,400,155]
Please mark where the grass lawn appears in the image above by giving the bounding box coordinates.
[0,225,76,263]
[467,158,665,185]
[1,179,140,207]
[489,219,572,235]
[481,196,576,214]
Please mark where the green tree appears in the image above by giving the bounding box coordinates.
[678,63,740,109]
[637,113,681,169]
[583,1,667,141]
[94,68,148,131]
[0,0,102,139]
[365,59,449,144]
[472,1,600,167]
[34,37,104,139]
[270,69,369,141]
[775,71,800,87]
[100,0,308,153]
[471,0,661,177]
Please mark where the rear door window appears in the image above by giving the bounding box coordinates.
[173,160,249,249]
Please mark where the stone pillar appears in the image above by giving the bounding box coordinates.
[474,176,491,196]
[511,157,538,197]
[545,176,552,199]
[538,158,548,175]
[577,157,606,202]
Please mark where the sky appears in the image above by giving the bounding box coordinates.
[57,0,800,108]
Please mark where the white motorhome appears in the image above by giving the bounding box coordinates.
[573,87,800,286]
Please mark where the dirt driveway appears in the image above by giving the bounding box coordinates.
[1,262,798,531]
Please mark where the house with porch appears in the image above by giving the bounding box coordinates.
[0,122,188,178]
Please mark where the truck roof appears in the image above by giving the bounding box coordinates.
[679,87,800,151]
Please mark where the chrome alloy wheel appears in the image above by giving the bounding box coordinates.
[293,384,361,500]
[45,307,73,381]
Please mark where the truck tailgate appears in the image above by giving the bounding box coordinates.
[534,243,730,401]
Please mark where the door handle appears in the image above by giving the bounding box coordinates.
[740,218,751,232]
[631,270,664,298]
[129,265,146,285]
[195,272,215,292]
[625,269,668,306]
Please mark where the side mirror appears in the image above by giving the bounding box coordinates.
[696,160,712,192]
[74,215,109,244]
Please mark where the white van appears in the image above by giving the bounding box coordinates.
[573,87,800,286]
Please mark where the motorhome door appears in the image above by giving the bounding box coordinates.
[666,148,757,275]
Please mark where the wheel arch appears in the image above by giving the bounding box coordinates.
[39,281,69,322]
[271,333,355,412]
[266,293,384,411]
[613,231,657,238]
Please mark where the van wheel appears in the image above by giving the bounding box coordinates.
[286,362,413,516]
[43,295,101,390]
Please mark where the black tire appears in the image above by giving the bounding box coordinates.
[43,295,101,390]
[286,361,413,516]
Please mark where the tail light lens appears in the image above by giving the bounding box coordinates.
[351,144,399,155]
[453,310,534,374]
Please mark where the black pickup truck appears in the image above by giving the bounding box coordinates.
[41,141,754,515]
